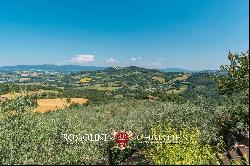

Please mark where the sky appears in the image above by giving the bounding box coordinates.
[0,0,249,70]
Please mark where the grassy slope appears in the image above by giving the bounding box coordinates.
[77,84,120,91]
[166,85,188,94]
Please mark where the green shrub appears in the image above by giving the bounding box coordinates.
[0,99,220,164]
[0,95,37,115]
[218,51,249,97]
[145,123,223,165]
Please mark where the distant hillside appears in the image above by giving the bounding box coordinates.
[198,69,221,74]
[159,68,191,73]
[160,68,220,73]
[0,65,187,73]
[0,65,106,72]
[103,66,160,73]
[0,65,217,73]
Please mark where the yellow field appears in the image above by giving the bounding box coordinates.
[0,92,26,99]
[80,77,92,83]
[153,76,165,83]
[0,90,58,100]
[33,98,88,113]
[165,74,189,84]
[172,74,189,82]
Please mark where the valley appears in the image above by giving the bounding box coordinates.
[0,52,249,165]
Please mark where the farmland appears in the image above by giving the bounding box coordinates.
[77,84,121,91]
[33,98,88,113]
[0,51,249,165]
[0,90,88,113]
[0,90,59,100]
[166,84,188,94]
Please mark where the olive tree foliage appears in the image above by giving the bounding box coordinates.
[215,51,249,147]
[218,51,249,97]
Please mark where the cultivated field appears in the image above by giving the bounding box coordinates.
[166,85,188,94]
[0,90,59,99]
[152,76,166,83]
[168,74,189,83]
[78,84,121,91]
[33,98,88,113]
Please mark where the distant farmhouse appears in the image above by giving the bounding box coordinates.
[79,77,92,87]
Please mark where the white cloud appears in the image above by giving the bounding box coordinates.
[129,57,137,61]
[70,55,95,64]
[106,58,117,64]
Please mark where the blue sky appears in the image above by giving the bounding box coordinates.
[0,0,248,70]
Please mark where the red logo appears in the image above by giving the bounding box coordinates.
[111,130,134,150]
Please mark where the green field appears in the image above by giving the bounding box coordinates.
[166,84,188,94]
[77,84,121,91]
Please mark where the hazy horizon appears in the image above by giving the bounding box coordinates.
[0,63,219,71]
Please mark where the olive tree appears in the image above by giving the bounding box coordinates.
[218,51,249,97]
